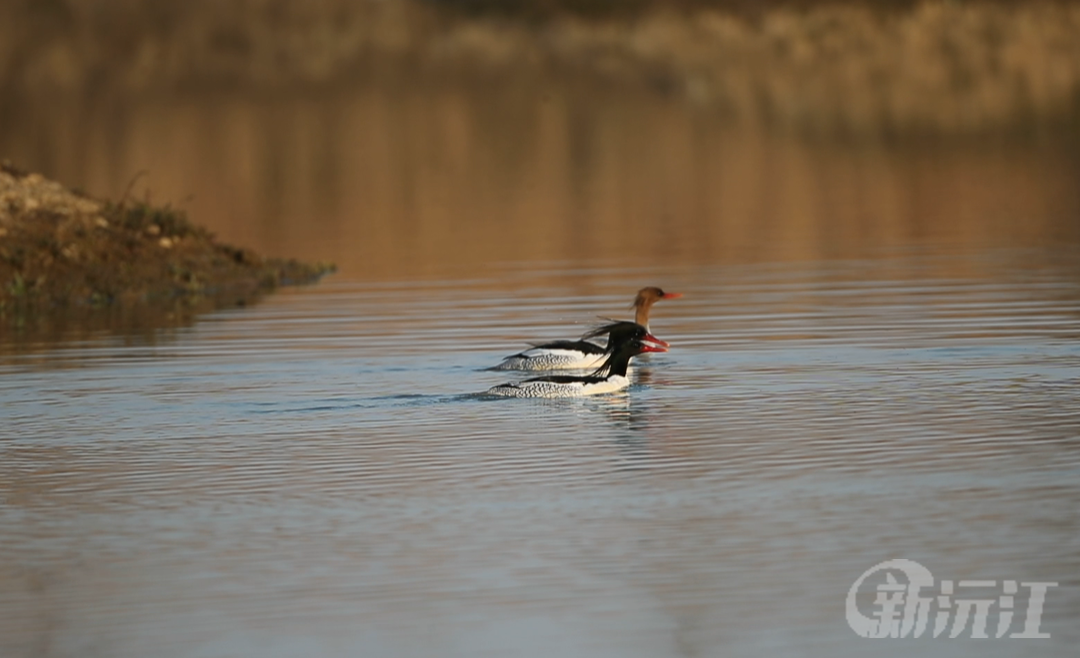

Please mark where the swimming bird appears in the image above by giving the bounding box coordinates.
[492,287,681,371]
[486,323,667,398]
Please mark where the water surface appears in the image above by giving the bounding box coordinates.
[2,81,1080,657]
[3,248,1079,657]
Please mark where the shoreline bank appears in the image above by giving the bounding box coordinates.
[0,163,333,333]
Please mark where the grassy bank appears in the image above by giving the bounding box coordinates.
[1,0,1079,134]
[0,163,333,327]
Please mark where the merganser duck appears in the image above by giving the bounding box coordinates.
[492,287,682,371]
[492,320,669,371]
[486,323,668,398]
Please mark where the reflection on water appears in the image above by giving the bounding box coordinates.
[2,81,1079,282]
[2,79,1080,657]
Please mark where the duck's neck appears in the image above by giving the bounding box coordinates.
[596,347,635,378]
[634,303,652,330]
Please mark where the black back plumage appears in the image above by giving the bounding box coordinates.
[513,320,645,358]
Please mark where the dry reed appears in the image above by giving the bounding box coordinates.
[1,0,1079,134]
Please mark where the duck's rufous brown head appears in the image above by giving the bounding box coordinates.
[632,287,682,328]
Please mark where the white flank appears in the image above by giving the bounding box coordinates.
[492,348,607,371]
[486,375,630,398]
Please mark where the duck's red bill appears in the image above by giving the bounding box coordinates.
[643,332,670,348]
[640,344,668,353]
[661,292,683,299]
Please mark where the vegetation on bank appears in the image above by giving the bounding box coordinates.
[2,0,1079,134]
[0,163,333,323]
[418,0,998,22]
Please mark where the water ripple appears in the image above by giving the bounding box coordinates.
[3,251,1080,657]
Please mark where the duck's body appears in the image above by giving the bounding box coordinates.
[492,339,608,371]
[486,373,632,398]
[486,324,666,398]
[492,287,681,371]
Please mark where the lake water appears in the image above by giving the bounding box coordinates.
[1,81,1079,657]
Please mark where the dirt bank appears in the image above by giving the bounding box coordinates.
[0,163,333,332]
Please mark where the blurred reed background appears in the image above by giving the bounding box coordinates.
[4,0,1080,133]
[1,0,1078,279]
